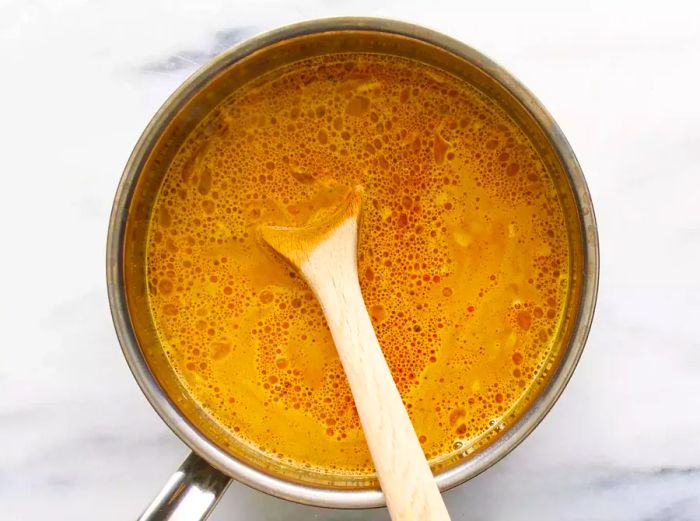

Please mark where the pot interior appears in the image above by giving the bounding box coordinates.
[120,27,587,492]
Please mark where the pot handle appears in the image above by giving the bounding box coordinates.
[138,452,232,521]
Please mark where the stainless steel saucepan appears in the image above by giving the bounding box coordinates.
[107,17,599,520]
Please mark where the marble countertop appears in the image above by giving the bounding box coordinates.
[2,0,699,519]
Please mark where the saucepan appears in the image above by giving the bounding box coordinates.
[107,17,599,520]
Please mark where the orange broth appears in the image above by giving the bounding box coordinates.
[146,53,572,475]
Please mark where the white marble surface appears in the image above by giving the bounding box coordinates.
[2,0,699,519]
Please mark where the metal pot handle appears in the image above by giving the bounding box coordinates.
[138,452,232,521]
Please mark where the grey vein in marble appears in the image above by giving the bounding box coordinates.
[141,27,256,74]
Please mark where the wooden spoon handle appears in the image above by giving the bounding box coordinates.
[301,218,451,521]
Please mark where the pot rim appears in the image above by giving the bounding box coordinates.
[107,16,599,509]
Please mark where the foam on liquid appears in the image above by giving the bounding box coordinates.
[146,53,571,476]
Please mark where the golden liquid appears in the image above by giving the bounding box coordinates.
[146,53,572,476]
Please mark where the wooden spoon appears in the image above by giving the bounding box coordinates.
[259,187,451,521]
